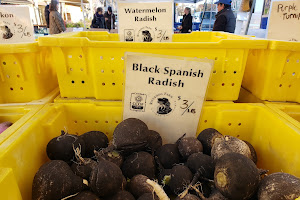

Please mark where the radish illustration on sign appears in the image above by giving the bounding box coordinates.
[123,53,213,143]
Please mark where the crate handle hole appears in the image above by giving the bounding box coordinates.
[102,83,105,86]
[204,120,207,123]
[215,57,218,60]
[236,134,240,138]
[279,84,282,87]
[287,59,290,62]
[121,57,124,60]
[282,72,286,75]
[20,87,23,90]
[212,83,215,86]
[105,121,108,123]
[3,62,6,65]
[238,123,241,126]
[17,75,20,78]
[70,68,73,71]
[222,83,225,86]
[84,120,88,123]
[14,61,17,64]
[233,71,237,74]
[79,55,83,58]
[112,83,115,86]
[228,123,231,126]
[10,87,13,90]
[289,85,292,88]
[112,70,115,73]
[72,80,75,84]
[74,120,77,124]
[6,75,10,79]
[101,70,104,73]
[95,120,99,123]
[213,70,216,73]
[292,72,296,76]
[224,70,227,74]
[82,81,85,84]
[80,68,84,71]
[115,121,119,123]
[232,83,235,86]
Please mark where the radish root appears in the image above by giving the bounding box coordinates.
[61,192,79,200]
[146,179,170,200]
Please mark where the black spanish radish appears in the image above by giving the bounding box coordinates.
[90,158,123,197]
[137,193,159,200]
[106,190,135,200]
[257,172,300,200]
[71,148,97,179]
[211,136,251,160]
[156,144,181,169]
[169,165,193,194]
[129,174,153,198]
[214,153,260,200]
[146,130,163,152]
[243,140,258,164]
[32,160,88,200]
[197,128,223,155]
[178,137,203,160]
[70,191,101,200]
[79,131,108,157]
[122,151,156,179]
[186,152,215,179]
[96,150,123,168]
[46,130,86,163]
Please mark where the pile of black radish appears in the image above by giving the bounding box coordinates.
[32,118,300,200]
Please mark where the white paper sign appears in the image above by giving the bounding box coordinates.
[267,0,300,41]
[0,5,34,44]
[123,53,213,144]
[117,0,173,42]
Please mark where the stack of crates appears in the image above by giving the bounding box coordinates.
[0,31,300,200]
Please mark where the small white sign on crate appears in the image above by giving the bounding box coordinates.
[117,0,173,42]
[123,53,213,143]
[267,0,300,41]
[0,5,35,44]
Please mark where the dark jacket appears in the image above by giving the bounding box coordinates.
[91,13,105,28]
[213,8,236,33]
[104,12,116,29]
[45,5,50,28]
[181,13,192,33]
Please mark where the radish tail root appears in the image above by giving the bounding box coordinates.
[146,179,170,200]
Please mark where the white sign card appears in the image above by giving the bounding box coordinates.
[117,0,173,42]
[0,5,34,44]
[123,53,213,144]
[267,0,300,41]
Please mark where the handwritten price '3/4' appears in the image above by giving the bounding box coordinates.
[14,23,31,38]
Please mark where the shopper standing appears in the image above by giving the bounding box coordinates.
[49,1,66,35]
[91,7,106,28]
[213,0,236,33]
[178,7,192,33]
[45,4,50,28]
[104,6,116,30]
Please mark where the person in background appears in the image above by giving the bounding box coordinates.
[213,0,236,33]
[45,4,50,28]
[49,0,66,34]
[91,7,105,29]
[178,7,192,33]
[104,6,116,30]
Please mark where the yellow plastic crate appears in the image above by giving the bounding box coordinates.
[0,105,43,146]
[243,40,300,103]
[38,32,267,101]
[0,102,299,199]
[0,42,58,103]
[267,104,300,130]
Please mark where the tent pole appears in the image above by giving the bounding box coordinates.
[81,0,86,29]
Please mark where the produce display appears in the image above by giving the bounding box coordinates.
[32,118,300,200]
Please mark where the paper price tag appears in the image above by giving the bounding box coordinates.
[123,53,213,143]
[268,0,300,41]
[117,0,173,42]
[0,5,34,44]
